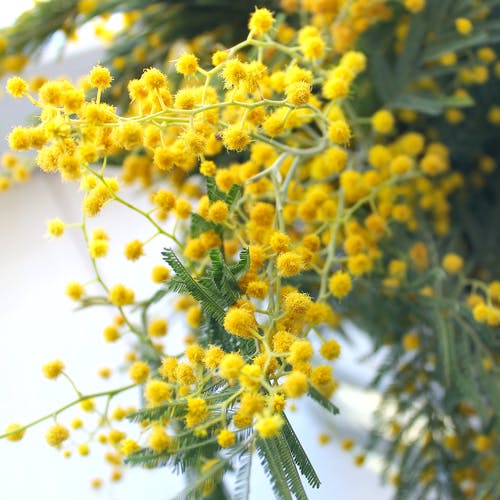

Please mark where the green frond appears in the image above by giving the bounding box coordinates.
[281,414,321,489]
[307,387,340,416]
[257,432,308,500]
[190,213,218,238]
[162,248,227,324]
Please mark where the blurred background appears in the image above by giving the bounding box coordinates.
[0,3,392,499]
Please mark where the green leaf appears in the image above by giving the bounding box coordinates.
[190,213,218,238]
[256,437,295,500]
[281,414,321,489]
[162,248,227,324]
[307,387,340,415]
[206,176,227,203]
[230,248,250,280]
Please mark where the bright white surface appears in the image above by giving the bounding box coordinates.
[0,7,393,498]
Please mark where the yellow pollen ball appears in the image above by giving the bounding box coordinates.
[42,359,65,379]
[223,307,257,338]
[6,77,28,98]
[329,271,352,299]
[5,423,25,441]
[124,239,145,261]
[283,371,308,398]
[277,252,302,277]
[45,423,70,447]
[208,200,229,223]
[222,126,250,152]
[46,218,65,237]
[176,53,199,75]
[455,18,472,35]
[129,361,150,384]
[442,253,463,274]
[89,65,113,90]
[372,109,395,134]
[255,414,283,438]
[217,429,236,448]
[248,8,274,36]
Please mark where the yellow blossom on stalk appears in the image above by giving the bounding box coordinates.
[6,77,28,98]
[129,361,150,384]
[46,218,65,238]
[5,423,25,442]
[372,109,395,134]
[442,253,463,274]
[255,414,283,438]
[455,18,473,35]
[217,429,236,448]
[329,271,352,299]
[248,8,274,36]
[88,65,113,90]
[176,53,199,75]
[42,359,65,379]
[45,423,70,447]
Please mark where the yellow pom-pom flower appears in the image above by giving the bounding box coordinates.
[328,271,352,299]
[248,8,274,36]
[176,53,199,75]
[45,423,70,447]
[255,414,283,438]
[42,359,65,379]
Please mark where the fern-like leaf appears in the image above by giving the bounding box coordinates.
[307,387,340,415]
[282,414,321,489]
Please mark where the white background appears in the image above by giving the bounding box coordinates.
[0,4,393,499]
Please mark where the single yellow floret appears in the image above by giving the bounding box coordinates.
[320,339,341,360]
[151,265,170,283]
[372,109,395,134]
[328,120,351,145]
[402,332,420,351]
[277,252,302,277]
[121,438,140,456]
[129,361,150,384]
[89,65,112,90]
[285,81,311,106]
[42,359,65,379]
[149,425,171,452]
[223,307,257,338]
[46,423,70,447]
[144,379,172,405]
[176,53,199,75]
[124,239,145,261]
[65,281,84,301]
[5,423,25,441]
[46,218,65,238]
[455,18,472,35]
[219,352,245,380]
[248,8,274,36]
[217,429,236,448]
[208,200,229,223]
[442,253,463,274]
[148,318,168,337]
[329,271,352,299]
[255,414,283,438]
[186,398,209,427]
[283,371,308,398]
[223,126,250,152]
[6,77,28,98]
